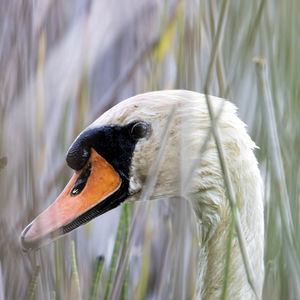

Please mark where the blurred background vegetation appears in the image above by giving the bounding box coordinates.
[0,0,300,299]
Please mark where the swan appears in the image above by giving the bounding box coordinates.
[20,90,264,299]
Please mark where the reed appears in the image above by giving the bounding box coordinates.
[89,256,105,300]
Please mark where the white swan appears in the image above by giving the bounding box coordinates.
[21,90,264,299]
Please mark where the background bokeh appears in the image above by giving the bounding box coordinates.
[0,0,299,299]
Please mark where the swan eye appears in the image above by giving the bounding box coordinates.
[130,122,150,140]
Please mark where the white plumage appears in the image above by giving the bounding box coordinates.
[89,90,264,299]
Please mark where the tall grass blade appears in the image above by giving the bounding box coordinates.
[203,0,259,297]
[103,205,126,300]
[25,266,40,300]
[121,203,130,300]
[254,57,300,278]
[109,108,176,300]
[70,241,81,300]
[89,256,105,300]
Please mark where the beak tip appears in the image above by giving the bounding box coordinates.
[20,221,59,251]
[20,222,34,251]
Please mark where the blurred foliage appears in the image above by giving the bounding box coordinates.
[0,0,300,299]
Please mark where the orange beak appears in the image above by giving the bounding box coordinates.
[21,148,121,250]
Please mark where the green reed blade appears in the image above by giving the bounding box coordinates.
[104,206,127,300]
[121,203,130,300]
[70,241,81,300]
[26,265,40,300]
[89,255,105,300]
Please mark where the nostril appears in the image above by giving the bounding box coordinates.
[71,163,92,196]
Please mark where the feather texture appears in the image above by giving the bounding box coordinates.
[90,90,264,299]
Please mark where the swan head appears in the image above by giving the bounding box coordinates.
[20,91,183,250]
[20,90,263,264]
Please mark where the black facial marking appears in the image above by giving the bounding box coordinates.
[62,121,151,233]
[66,121,151,178]
[66,144,90,171]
